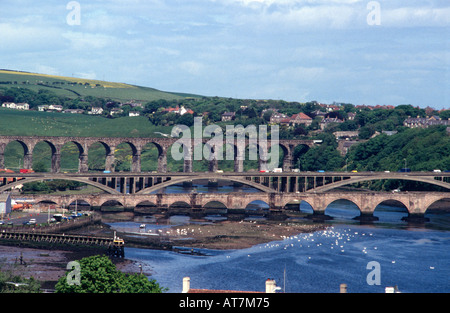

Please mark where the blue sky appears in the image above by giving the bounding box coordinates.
[0,0,448,109]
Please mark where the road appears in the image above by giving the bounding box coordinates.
[1,211,53,226]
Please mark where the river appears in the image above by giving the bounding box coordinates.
[106,182,450,293]
[113,202,449,293]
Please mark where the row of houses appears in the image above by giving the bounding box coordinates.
[1,102,30,110]
[221,108,349,130]
[0,101,141,117]
[38,105,141,116]
[403,116,450,128]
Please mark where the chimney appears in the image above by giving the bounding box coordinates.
[182,277,190,293]
[265,279,277,293]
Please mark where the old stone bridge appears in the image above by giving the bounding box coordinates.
[20,191,450,221]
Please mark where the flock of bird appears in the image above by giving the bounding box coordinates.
[134,222,437,271]
[254,227,372,251]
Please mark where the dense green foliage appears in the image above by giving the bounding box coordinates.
[55,255,166,293]
[347,126,450,172]
[295,133,344,171]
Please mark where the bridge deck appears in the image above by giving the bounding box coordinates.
[1,171,449,194]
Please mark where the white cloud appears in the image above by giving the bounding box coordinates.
[179,61,206,76]
[382,6,450,27]
[75,71,97,80]
[61,31,116,50]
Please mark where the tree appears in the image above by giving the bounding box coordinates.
[55,255,166,293]
[0,270,41,293]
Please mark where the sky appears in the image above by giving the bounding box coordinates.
[0,0,449,109]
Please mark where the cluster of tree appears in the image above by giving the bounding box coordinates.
[55,255,166,293]
[347,125,450,172]
[293,133,344,172]
[22,180,86,194]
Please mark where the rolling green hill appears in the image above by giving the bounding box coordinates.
[0,69,200,102]
[0,108,173,137]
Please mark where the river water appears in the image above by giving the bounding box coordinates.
[112,183,450,293]
[118,207,449,293]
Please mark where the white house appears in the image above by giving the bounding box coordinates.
[89,107,104,115]
[1,102,29,110]
[1,102,28,109]
[2,102,16,109]
[48,104,63,112]
[110,108,123,115]
[0,193,12,215]
[129,111,140,117]
[14,102,29,110]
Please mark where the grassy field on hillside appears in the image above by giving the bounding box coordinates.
[0,69,195,102]
[0,108,174,137]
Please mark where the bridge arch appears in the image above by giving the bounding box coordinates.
[100,199,124,209]
[245,199,269,211]
[203,200,228,212]
[114,141,139,172]
[291,143,310,171]
[36,199,59,206]
[61,141,85,172]
[141,142,165,172]
[267,142,288,170]
[425,196,450,213]
[324,199,361,218]
[3,139,31,169]
[88,141,112,172]
[282,199,314,214]
[373,199,409,213]
[0,176,121,194]
[68,199,92,207]
[32,140,59,172]
[373,199,409,221]
[136,177,274,194]
[168,201,191,210]
[311,176,450,192]
[136,200,158,207]
[167,141,192,172]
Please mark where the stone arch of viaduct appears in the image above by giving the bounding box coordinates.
[0,136,314,173]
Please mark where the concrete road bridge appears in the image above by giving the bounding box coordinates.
[1,171,450,195]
